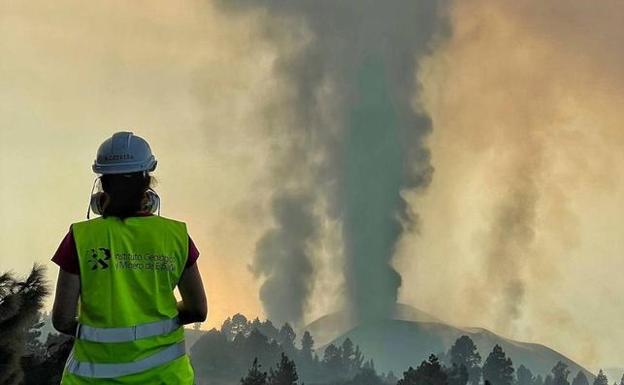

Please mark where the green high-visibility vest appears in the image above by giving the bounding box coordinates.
[61,216,195,385]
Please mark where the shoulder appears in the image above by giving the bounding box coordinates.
[149,215,187,231]
[70,217,107,232]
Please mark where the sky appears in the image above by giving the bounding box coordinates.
[1,0,623,372]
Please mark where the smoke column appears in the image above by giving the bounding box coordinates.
[220,1,446,325]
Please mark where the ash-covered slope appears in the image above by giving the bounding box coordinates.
[309,305,593,379]
[307,303,442,347]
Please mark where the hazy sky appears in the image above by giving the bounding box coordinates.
[1,0,622,371]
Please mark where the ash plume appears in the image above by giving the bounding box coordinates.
[416,0,624,365]
[485,166,539,332]
[251,193,317,327]
[219,1,446,324]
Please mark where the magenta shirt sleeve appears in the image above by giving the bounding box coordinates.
[52,228,200,274]
[186,236,200,267]
[51,228,80,274]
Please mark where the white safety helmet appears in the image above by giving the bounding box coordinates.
[92,131,157,175]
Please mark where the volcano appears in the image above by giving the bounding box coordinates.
[306,304,594,379]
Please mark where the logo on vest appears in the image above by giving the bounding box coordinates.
[88,248,112,270]
[115,253,176,272]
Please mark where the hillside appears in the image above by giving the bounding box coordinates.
[318,315,594,380]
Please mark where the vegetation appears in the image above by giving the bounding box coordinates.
[448,335,482,385]
[0,265,72,385]
[482,345,515,385]
[0,267,619,385]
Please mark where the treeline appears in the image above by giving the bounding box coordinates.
[194,314,623,385]
[237,333,624,385]
[190,313,383,385]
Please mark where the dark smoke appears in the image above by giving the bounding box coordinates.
[220,0,447,325]
[250,193,317,327]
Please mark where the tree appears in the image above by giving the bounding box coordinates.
[345,368,384,385]
[342,338,354,364]
[269,353,298,385]
[190,328,236,381]
[353,345,365,371]
[241,358,268,385]
[222,317,234,340]
[259,320,279,342]
[571,372,589,385]
[447,364,469,385]
[398,355,448,385]
[300,331,314,361]
[593,370,609,385]
[545,375,554,385]
[534,375,545,385]
[232,313,251,337]
[619,374,624,385]
[363,359,376,371]
[551,362,570,385]
[342,338,357,376]
[246,329,271,361]
[449,336,482,385]
[278,323,296,352]
[482,345,514,385]
[323,343,343,377]
[21,312,73,385]
[517,365,534,385]
[251,317,263,332]
[385,371,399,385]
[0,265,49,385]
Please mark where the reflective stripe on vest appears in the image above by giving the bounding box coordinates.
[65,341,186,378]
[77,317,180,343]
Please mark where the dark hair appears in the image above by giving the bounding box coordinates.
[100,172,152,219]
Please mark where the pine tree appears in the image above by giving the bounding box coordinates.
[619,374,624,385]
[323,343,342,376]
[222,317,234,340]
[300,331,314,361]
[571,372,589,385]
[278,323,296,353]
[259,320,279,342]
[398,355,448,385]
[342,338,356,376]
[449,336,482,385]
[593,370,609,385]
[241,358,268,385]
[517,365,534,385]
[447,364,469,385]
[482,345,514,385]
[0,265,49,385]
[268,353,298,385]
[231,313,251,338]
[551,362,570,385]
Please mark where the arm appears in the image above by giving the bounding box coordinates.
[177,263,208,324]
[52,268,80,336]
